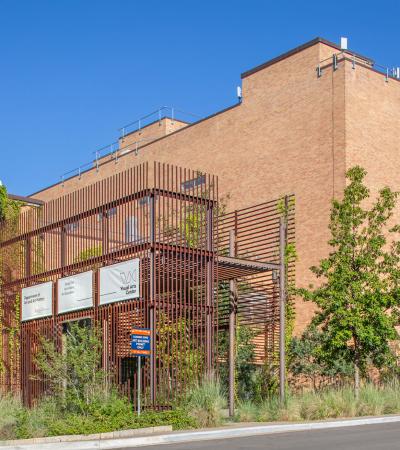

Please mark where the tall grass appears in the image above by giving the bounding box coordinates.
[0,394,24,440]
[181,375,226,428]
[236,383,400,423]
[3,383,400,440]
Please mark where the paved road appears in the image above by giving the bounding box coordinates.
[124,422,400,450]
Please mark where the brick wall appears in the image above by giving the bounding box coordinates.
[33,39,397,334]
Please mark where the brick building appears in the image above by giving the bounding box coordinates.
[25,37,400,333]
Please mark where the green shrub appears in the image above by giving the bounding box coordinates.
[289,324,354,389]
[135,409,197,430]
[14,395,195,439]
[34,321,108,415]
[16,398,60,439]
[14,323,196,439]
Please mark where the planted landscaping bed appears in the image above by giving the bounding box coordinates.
[235,384,400,423]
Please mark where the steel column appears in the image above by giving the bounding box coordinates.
[205,206,214,372]
[228,230,237,417]
[60,226,66,274]
[279,215,287,402]
[25,237,31,278]
[101,209,109,256]
[149,193,156,405]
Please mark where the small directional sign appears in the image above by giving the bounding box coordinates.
[130,328,151,357]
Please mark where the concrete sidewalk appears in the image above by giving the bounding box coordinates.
[1,415,400,450]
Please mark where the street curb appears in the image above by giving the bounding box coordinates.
[0,426,172,449]
[1,415,400,450]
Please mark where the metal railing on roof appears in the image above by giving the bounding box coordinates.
[59,106,201,186]
[317,50,400,82]
[60,137,156,186]
[118,106,201,138]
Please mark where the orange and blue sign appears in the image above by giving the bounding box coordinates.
[130,328,151,356]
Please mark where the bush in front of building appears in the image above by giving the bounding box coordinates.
[33,320,108,415]
[12,396,195,439]
[289,324,354,390]
[0,393,196,440]
[0,321,197,440]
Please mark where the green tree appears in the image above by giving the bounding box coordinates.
[299,166,400,396]
[34,321,109,414]
[0,183,21,225]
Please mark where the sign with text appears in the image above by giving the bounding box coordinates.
[99,259,140,306]
[21,281,53,322]
[58,271,93,314]
[130,328,151,356]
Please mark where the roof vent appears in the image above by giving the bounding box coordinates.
[340,37,348,50]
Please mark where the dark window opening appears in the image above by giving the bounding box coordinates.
[120,357,138,384]
[181,174,206,191]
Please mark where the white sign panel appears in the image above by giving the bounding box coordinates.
[21,281,53,322]
[99,259,140,305]
[58,271,93,314]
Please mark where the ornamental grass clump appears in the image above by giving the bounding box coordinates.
[0,394,24,440]
[236,400,258,422]
[235,384,400,424]
[183,375,226,428]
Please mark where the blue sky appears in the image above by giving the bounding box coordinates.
[1,0,398,195]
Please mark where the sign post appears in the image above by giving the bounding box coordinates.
[130,328,151,416]
[137,356,141,416]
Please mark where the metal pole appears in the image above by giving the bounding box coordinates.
[149,193,156,405]
[137,356,141,416]
[228,230,237,417]
[60,226,66,275]
[25,237,31,278]
[279,215,287,402]
[333,53,338,71]
[205,206,213,373]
